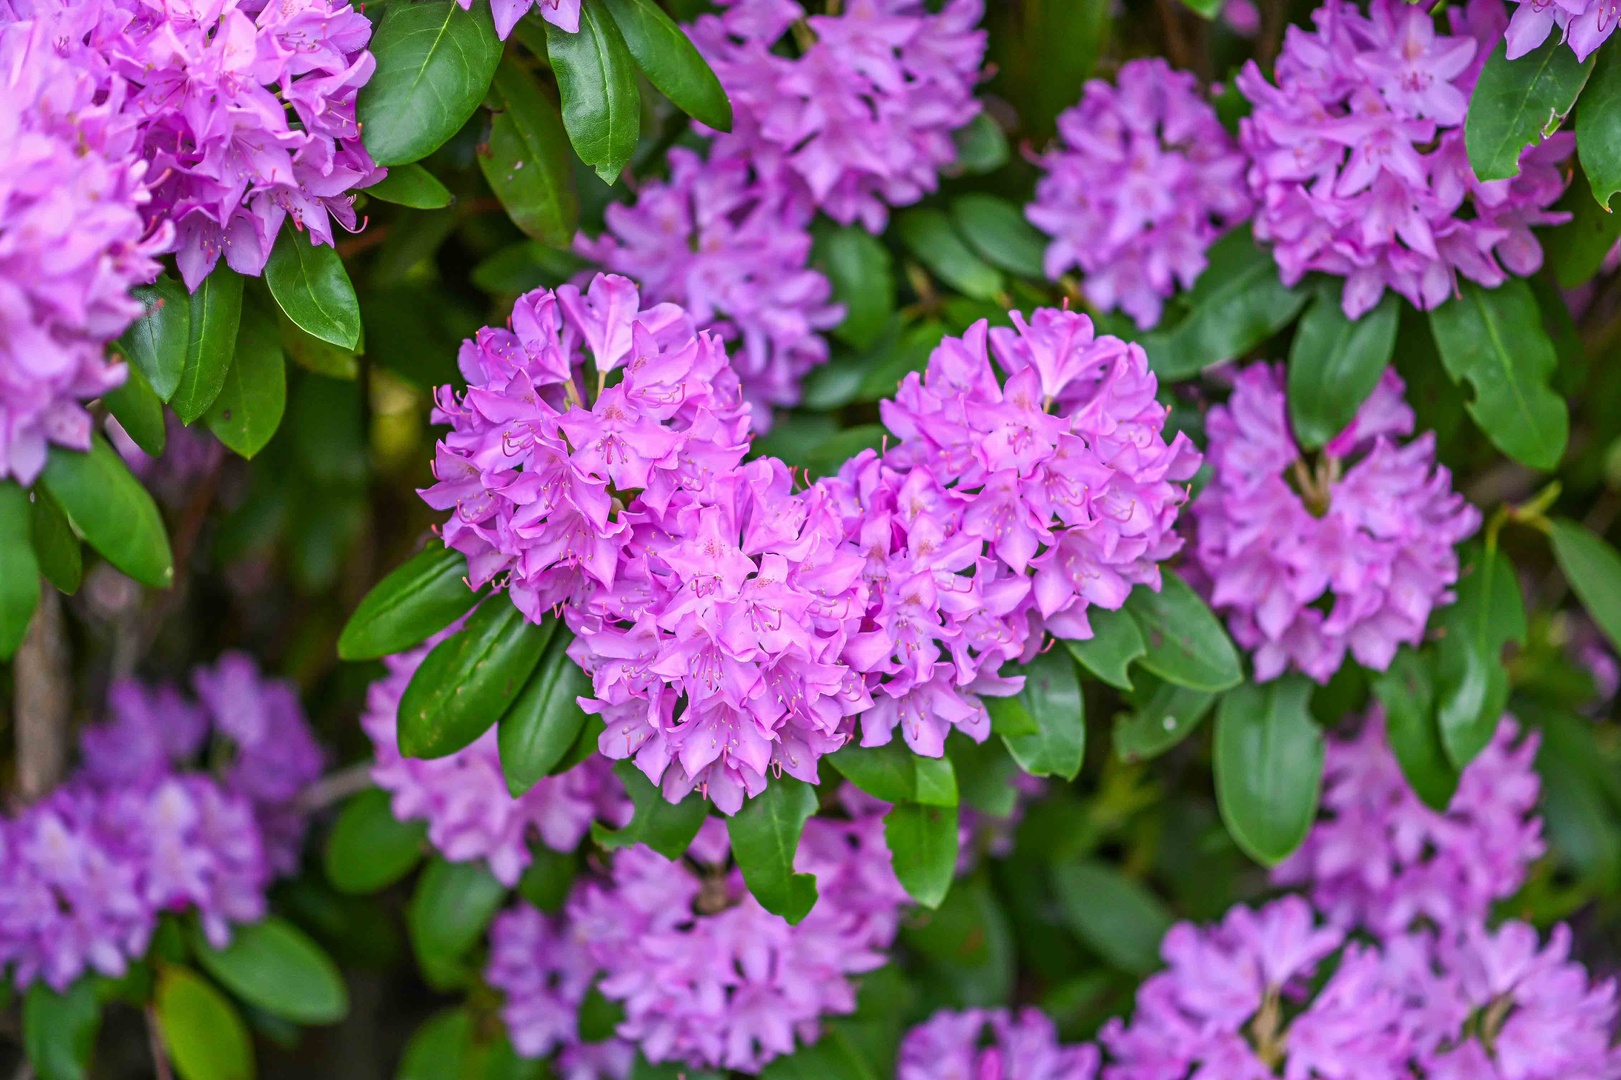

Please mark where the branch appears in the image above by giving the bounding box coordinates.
[14,586,70,802]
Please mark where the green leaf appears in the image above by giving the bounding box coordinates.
[1286,282,1398,451]
[1062,605,1145,691]
[204,293,286,459]
[104,363,167,458]
[591,760,710,859]
[1214,676,1324,867]
[190,916,348,1025]
[896,208,1005,301]
[1465,36,1594,182]
[1435,545,1526,768]
[398,600,552,759]
[727,777,819,923]
[120,276,190,401]
[365,163,454,209]
[883,802,959,909]
[40,435,173,589]
[1372,649,1458,812]
[172,268,244,425]
[1050,859,1173,975]
[1552,519,1621,655]
[154,966,254,1080]
[323,787,428,895]
[950,194,1046,279]
[1178,0,1223,17]
[265,229,361,350]
[499,625,591,795]
[803,423,887,480]
[1579,40,1621,209]
[551,714,606,776]
[0,483,40,659]
[30,489,81,597]
[759,1027,878,1080]
[338,544,482,661]
[407,859,508,990]
[997,648,1086,780]
[1535,707,1621,889]
[1112,677,1217,762]
[547,0,641,185]
[1427,278,1567,471]
[601,0,731,131]
[1141,227,1308,380]
[950,111,1010,175]
[279,309,359,379]
[812,225,895,352]
[912,755,959,808]
[576,983,626,1043]
[1124,572,1243,692]
[358,0,501,167]
[398,1010,469,1080]
[1546,170,1621,286]
[827,741,922,805]
[481,57,581,247]
[23,980,99,1080]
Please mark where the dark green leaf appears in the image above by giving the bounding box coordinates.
[323,787,427,895]
[1552,519,1621,655]
[1465,37,1594,182]
[950,194,1046,279]
[1373,649,1458,812]
[1579,40,1621,208]
[1179,0,1223,17]
[471,241,588,295]
[857,318,946,403]
[279,310,359,379]
[992,0,1109,139]
[204,294,286,459]
[30,489,81,597]
[104,363,167,457]
[499,625,590,795]
[601,0,731,131]
[1062,605,1145,690]
[172,268,244,425]
[338,544,482,661]
[1536,707,1621,889]
[950,112,1010,175]
[551,714,606,776]
[265,229,361,350]
[1050,859,1172,975]
[1435,545,1526,768]
[120,276,190,401]
[23,980,99,1080]
[812,226,895,351]
[407,859,508,990]
[154,966,254,1080]
[759,1028,878,1080]
[396,600,552,759]
[984,692,1040,738]
[0,483,39,660]
[803,424,887,479]
[1124,572,1243,692]
[547,0,641,185]
[912,755,959,808]
[398,1010,469,1080]
[481,58,581,247]
[591,760,710,860]
[190,916,348,1025]
[358,0,501,167]
[1427,278,1567,471]
[827,741,921,805]
[1214,676,1324,866]
[516,847,578,912]
[896,208,1005,301]
[1113,677,1217,762]
[1286,283,1398,451]
[997,648,1085,780]
[576,984,626,1043]
[727,777,819,923]
[1546,170,1621,286]
[40,435,173,589]
[883,802,959,909]
[365,163,454,209]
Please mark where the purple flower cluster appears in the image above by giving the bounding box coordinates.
[1276,710,1543,938]
[9,0,383,291]
[0,15,164,483]
[0,654,322,991]
[1237,0,1572,318]
[458,0,578,41]
[578,148,842,422]
[690,0,987,232]
[1026,58,1252,331]
[1507,0,1619,61]
[899,1007,1099,1080]
[1192,364,1479,683]
[360,638,627,886]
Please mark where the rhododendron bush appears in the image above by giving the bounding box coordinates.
[5,0,1621,1076]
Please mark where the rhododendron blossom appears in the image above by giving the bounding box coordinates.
[900,1007,1099,1080]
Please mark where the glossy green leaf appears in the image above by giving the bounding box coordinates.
[1373,649,1458,812]
[828,741,923,805]
[23,979,99,1080]
[191,916,348,1025]
[104,363,167,458]
[1050,859,1173,975]
[1179,0,1223,17]
[997,648,1086,780]
[205,294,286,459]
[0,482,40,659]
[358,0,501,167]
[759,1028,878,1080]
[813,225,895,351]
[499,625,590,795]
[547,0,641,184]
[884,802,959,909]
[481,58,581,247]
[601,0,731,131]
[154,966,254,1080]
[407,859,508,990]
[1427,278,1567,471]
[120,276,190,401]
[590,760,710,860]
[1286,283,1398,451]
[1465,36,1593,182]
[1579,40,1621,209]
[279,309,359,379]
[1435,545,1526,768]
[728,777,819,923]
[338,544,481,661]
[396,600,552,759]
[265,229,361,350]
[1062,605,1145,690]
[1214,676,1324,867]
[912,755,959,808]
[516,847,578,912]
[324,787,428,895]
[1113,678,1217,762]
[1547,170,1621,286]
[1124,572,1243,692]
[398,1010,470,1080]
[950,193,1046,279]
[365,163,454,208]
[172,268,244,424]
[40,435,172,589]
[984,692,1040,738]
[896,208,1005,301]
[1551,519,1621,656]
[950,111,1010,174]
[30,489,81,597]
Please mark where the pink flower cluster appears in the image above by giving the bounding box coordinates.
[899,1008,1099,1080]
[690,0,987,232]
[1237,0,1572,318]
[578,148,842,423]
[360,638,627,886]
[1192,364,1479,683]
[457,0,578,41]
[1027,58,1252,331]
[0,15,164,483]
[1506,0,1619,61]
